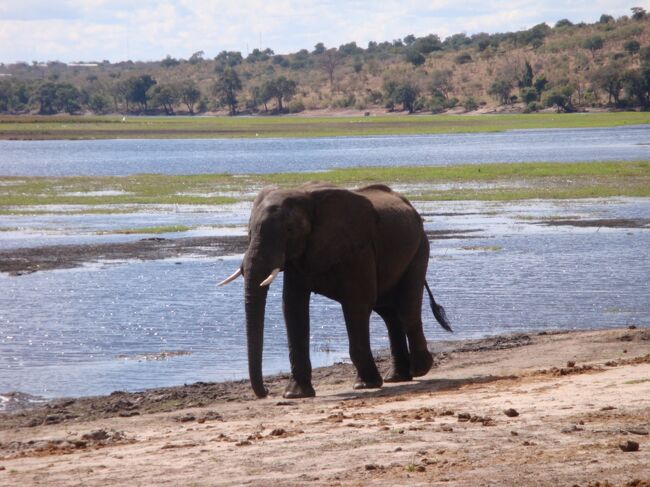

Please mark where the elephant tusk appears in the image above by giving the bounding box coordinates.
[217,268,242,286]
[260,268,281,287]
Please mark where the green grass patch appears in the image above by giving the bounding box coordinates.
[1,160,649,213]
[0,112,648,140]
[624,378,650,385]
[97,225,192,235]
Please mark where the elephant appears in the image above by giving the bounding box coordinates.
[219,182,451,399]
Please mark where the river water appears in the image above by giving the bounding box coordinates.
[0,125,649,176]
[1,126,649,400]
[1,198,649,399]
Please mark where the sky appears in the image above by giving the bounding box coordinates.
[0,1,648,64]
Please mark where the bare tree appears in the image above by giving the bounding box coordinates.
[319,48,341,88]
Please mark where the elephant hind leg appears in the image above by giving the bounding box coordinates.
[395,240,434,378]
[375,306,412,383]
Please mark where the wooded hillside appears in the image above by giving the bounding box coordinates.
[1,8,649,115]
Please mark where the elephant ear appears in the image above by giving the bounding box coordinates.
[305,188,378,273]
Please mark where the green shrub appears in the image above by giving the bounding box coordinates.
[287,99,305,113]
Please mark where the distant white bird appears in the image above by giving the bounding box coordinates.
[121,116,126,122]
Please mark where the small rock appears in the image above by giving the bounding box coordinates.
[440,425,454,432]
[269,428,286,436]
[566,361,576,368]
[415,465,426,472]
[119,411,139,417]
[619,440,640,452]
[235,440,251,446]
[276,401,293,406]
[457,413,471,422]
[628,325,637,330]
[82,430,110,441]
[394,447,402,452]
[441,410,454,416]
[510,431,518,436]
[504,408,519,417]
[72,440,87,449]
[561,424,584,433]
[174,413,196,423]
[365,464,379,471]
[600,406,616,411]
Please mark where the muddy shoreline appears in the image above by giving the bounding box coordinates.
[0,229,479,275]
[1,327,649,486]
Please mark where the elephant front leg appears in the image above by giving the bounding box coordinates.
[282,270,315,399]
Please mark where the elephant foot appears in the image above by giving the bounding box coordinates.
[410,349,434,377]
[384,368,413,383]
[353,376,383,390]
[283,380,315,399]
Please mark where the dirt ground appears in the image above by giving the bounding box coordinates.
[1,327,649,486]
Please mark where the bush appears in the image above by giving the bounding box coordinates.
[524,101,542,113]
[462,97,479,111]
[287,99,305,113]
[520,87,539,103]
[454,53,472,64]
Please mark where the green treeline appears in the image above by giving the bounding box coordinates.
[0,8,649,116]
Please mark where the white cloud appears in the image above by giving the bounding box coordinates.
[0,0,648,62]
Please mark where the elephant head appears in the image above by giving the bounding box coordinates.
[219,184,378,398]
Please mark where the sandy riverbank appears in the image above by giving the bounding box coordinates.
[1,327,649,486]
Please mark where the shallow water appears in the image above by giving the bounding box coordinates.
[1,198,648,399]
[0,125,649,176]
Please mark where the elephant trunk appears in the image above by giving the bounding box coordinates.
[244,264,270,398]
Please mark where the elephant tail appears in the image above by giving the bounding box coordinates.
[425,281,453,332]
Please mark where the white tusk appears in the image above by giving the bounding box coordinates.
[260,268,280,287]
[217,268,242,286]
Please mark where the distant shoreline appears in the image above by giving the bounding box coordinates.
[1,112,648,141]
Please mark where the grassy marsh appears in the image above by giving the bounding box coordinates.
[1,161,648,213]
[1,112,649,140]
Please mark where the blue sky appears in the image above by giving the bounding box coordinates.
[0,1,647,63]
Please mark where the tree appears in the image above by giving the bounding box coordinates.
[34,82,58,114]
[624,40,641,56]
[383,79,420,113]
[623,66,650,108]
[161,55,180,68]
[583,36,604,59]
[178,80,201,114]
[214,51,243,70]
[213,68,241,115]
[544,86,574,112]
[312,42,325,55]
[319,48,341,88]
[404,49,425,66]
[148,83,178,115]
[534,74,549,94]
[598,14,614,23]
[413,34,442,54]
[555,19,574,28]
[403,34,416,46]
[89,93,111,114]
[631,7,647,20]
[246,48,274,63]
[261,76,297,112]
[125,75,156,111]
[488,79,513,105]
[189,51,205,65]
[590,64,623,105]
[429,69,453,100]
[338,42,362,56]
[520,60,534,88]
